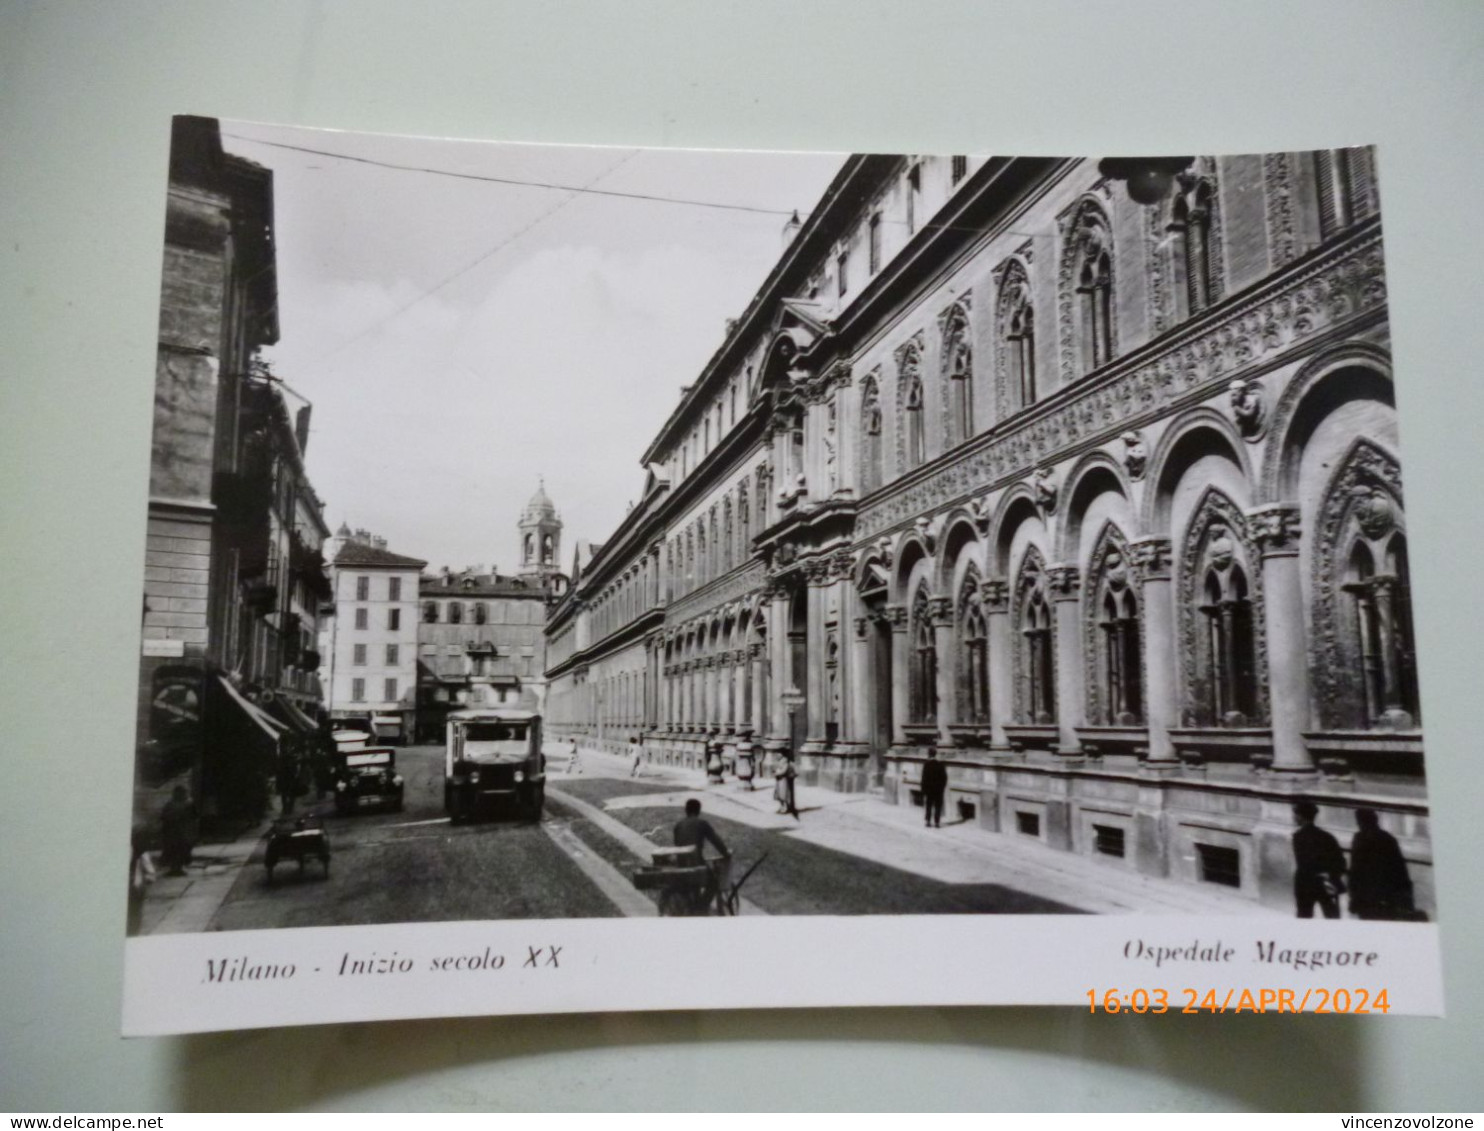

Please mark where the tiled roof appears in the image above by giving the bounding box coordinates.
[333,541,427,569]
[419,572,547,598]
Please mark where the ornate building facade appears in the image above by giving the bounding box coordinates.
[544,149,1430,912]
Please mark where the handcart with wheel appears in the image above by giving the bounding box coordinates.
[631,845,766,916]
[264,814,331,884]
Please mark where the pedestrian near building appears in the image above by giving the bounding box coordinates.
[1349,808,1416,920]
[1292,801,1347,919]
[774,753,799,819]
[159,784,198,877]
[921,750,948,828]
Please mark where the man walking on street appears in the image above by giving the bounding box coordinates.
[921,750,948,828]
[1292,800,1347,919]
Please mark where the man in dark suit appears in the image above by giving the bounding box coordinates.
[1292,800,1347,919]
[921,750,948,829]
[1349,808,1416,920]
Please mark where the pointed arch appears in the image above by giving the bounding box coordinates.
[1013,544,1056,724]
[1083,522,1144,726]
[859,368,884,495]
[994,257,1037,415]
[1177,488,1269,727]
[909,582,938,724]
[1058,196,1116,382]
[895,335,927,472]
[956,561,991,724]
[939,299,974,447]
[1310,437,1416,729]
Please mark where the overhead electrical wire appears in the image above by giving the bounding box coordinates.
[222,132,798,217]
[287,146,644,368]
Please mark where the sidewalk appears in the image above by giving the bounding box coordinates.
[133,816,273,936]
[558,740,1281,917]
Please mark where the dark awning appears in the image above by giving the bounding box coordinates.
[267,695,318,734]
[215,676,286,744]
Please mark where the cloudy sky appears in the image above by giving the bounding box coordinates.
[220,120,842,574]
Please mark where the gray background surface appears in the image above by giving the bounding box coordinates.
[2,0,1482,1111]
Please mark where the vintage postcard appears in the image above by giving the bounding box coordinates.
[124,119,1440,1033]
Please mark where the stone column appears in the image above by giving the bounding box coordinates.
[834,368,856,496]
[1250,504,1315,774]
[929,595,956,745]
[803,565,829,747]
[983,579,1013,749]
[749,640,767,739]
[850,613,873,745]
[1131,537,1178,766]
[1048,565,1084,755]
[702,656,715,732]
[766,586,793,749]
[887,603,910,745]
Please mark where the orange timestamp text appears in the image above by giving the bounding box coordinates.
[1086,986,1392,1013]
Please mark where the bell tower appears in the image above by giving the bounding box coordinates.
[518,479,563,587]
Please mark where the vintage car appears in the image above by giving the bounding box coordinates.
[332,745,405,815]
[444,709,545,823]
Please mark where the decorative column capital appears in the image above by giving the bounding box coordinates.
[748,641,765,659]
[927,595,954,625]
[1046,565,1081,601]
[982,578,1011,613]
[1130,536,1173,580]
[1248,503,1302,556]
[885,603,909,631]
[854,616,871,639]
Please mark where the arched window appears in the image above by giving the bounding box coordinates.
[1078,249,1113,369]
[737,480,750,560]
[958,576,990,724]
[449,602,463,626]
[904,374,925,468]
[1067,203,1115,373]
[722,499,733,574]
[1172,180,1215,315]
[860,375,883,493]
[909,586,938,723]
[423,602,438,624]
[1196,528,1257,725]
[474,602,487,626]
[523,533,534,564]
[942,305,973,447]
[1342,530,1420,728]
[1017,556,1056,724]
[709,509,719,580]
[995,260,1036,411]
[542,534,553,564]
[1099,582,1143,725]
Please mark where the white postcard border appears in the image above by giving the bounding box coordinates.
[123,915,1443,1034]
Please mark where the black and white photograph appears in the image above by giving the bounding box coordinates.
[123,116,1442,1031]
